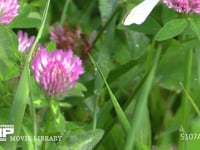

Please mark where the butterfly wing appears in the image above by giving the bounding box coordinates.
[123,0,160,25]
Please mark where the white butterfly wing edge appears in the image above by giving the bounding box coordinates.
[123,0,160,25]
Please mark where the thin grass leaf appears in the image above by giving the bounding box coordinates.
[21,125,35,150]
[27,0,51,63]
[60,0,70,25]
[124,48,161,150]
[89,54,131,135]
[4,1,50,149]
[4,64,29,150]
[178,49,193,150]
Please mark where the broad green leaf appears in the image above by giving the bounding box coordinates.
[66,129,104,150]
[46,41,57,51]
[66,82,87,98]
[9,18,41,28]
[157,44,198,91]
[156,45,185,90]
[155,19,188,41]
[161,5,178,24]
[9,4,41,28]
[3,64,20,81]
[182,39,200,50]
[98,0,116,25]
[0,25,19,80]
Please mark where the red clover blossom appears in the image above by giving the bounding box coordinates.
[163,0,200,14]
[17,30,35,52]
[50,24,91,58]
[32,47,84,97]
[0,0,19,25]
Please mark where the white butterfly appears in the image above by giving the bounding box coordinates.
[122,0,160,25]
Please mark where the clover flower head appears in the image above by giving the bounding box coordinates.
[163,0,200,14]
[0,0,20,25]
[32,47,84,97]
[191,0,200,14]
[17,30,35,52]
[50,24,91,58]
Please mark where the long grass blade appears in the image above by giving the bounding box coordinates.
[4,1,51,149]
[89,54,131,135]
[124,48,161,150]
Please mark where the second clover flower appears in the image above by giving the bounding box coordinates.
[17,30,35,52]
[0,0,19,25]
[32,47,84,97]
[163,0,200,14]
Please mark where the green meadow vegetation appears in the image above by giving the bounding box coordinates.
[1,0,200,149]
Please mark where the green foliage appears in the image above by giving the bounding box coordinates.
[155,19,188,41]
[65,129,104,150]
[1,0,200,150]
[0,25,18,80]
[118,16,161,34]
[8,4,41,28]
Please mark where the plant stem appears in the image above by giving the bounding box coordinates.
[41,101,52,150]
[91,5,121,130]
[92,6,120,47]
[180,83,200,116]
[29,76,37,150]
[60,0,70,25]
[92,94,98,130]
[124,47,161,150]
[27,0,50,64]
[145,39,155,74]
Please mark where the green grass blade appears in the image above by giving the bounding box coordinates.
[124,48,161,150]
[4,1,51,149]
[27,0,51,64]
[178,49,193,150]
[4,64,29,150]
[89,54,131,135]
[60,0,70,25]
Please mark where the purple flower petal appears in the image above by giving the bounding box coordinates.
[32,47,84,97]
[0,0,19,25]
[17,30,35,52]
[163,0,200,14]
